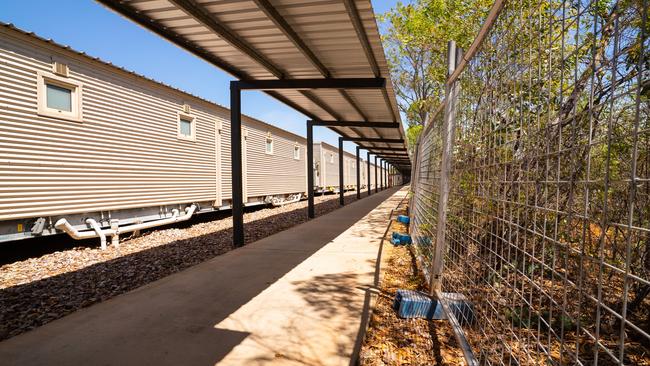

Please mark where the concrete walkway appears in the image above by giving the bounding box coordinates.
[0,186,407,366]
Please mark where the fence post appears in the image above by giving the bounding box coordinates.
[429,41,461,293]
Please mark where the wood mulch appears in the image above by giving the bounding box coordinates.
[359,208,466,366]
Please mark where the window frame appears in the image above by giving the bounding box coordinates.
[265,135,274,155]
[177,111,196,141]
[37,71,83,122]
[293,145,300,160]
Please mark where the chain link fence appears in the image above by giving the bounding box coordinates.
[409,0,649,363]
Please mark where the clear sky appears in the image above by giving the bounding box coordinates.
[0,0,404,155]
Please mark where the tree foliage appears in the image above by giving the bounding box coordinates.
[380,0,492,149]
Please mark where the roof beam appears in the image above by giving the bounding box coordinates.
[342,0,400,125]
[235,78,385,90]
[344,138,404,143]
[249,0,381,142]
[251,0,329,78]
[169,0,284,78]
[358,147,408,152]
[168,0,355,124]
[374,153,409,157]
[96,0,341,123]
[96,0,244,79]
[342,0,380,77]
[250,0,389,153]
[310,120,400,128]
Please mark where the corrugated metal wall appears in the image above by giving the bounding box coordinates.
[0,31,219,221]
[320,143,339,188]
[244,125,306,199]
[343,154,357,187]
[0,28,307,221]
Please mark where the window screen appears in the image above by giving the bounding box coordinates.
[266,138,273,154]
[179,118,192,137]
[46,83,72,111]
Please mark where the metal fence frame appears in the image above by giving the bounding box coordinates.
[409,0,649,364]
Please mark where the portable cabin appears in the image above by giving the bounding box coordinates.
[369,162,377,191]
[0,24,306,244]
[343,153,357,190]
[358,160,365,189]
[312,142,360,193]
[313,142,338,193]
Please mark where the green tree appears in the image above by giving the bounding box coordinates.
[380,0,492,149]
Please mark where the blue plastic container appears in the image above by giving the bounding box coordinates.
[391,232,412,245]
[396,215,410,224]
[392,289,443,319]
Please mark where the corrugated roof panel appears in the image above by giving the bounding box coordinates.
[98,0,410,168]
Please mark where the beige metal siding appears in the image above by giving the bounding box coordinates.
[0,31,222,221]
[343,153,357,188]
[217,112,232,201]
[313,143,322,187]
[243,122,306,198]
[321,143,339,188]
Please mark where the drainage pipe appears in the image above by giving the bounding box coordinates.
[55,204,197,248]
[86,218,107,250]
[270,194,302,207]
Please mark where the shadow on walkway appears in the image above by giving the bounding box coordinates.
[0,187,402,366]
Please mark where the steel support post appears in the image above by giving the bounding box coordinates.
[356,146,361,199]
[380,160,383,190]
[374,156,378,194]
[230,83,244,247]
[411,141,420,193]
[380,159,384,190]
[367,152,371,196]
[385,161,388,188]
[386,162,390,188]
[307,120,314,218]
[338,137,344,206]
[382,160,385,190]
[430,41,460,294]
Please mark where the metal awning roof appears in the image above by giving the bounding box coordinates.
[98,0,410,169]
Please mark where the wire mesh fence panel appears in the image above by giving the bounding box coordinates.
[411,109,445,280]
[409,0,649,364]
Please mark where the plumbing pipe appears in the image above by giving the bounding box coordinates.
[86,218,106,250]
[270,194,302,207]
[55,205,196,249]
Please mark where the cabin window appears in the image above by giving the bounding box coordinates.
[46,84,72,111]
[265,137,274,154]
[37,71,82,122]
[293,145,300,160]
[177,112,196,141]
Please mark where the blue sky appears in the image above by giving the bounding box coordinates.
[0,0,404,155]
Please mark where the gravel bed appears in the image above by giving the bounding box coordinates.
[0,191,362,341]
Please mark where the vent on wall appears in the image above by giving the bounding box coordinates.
[182,104,191,114]
[52,62,69,77]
